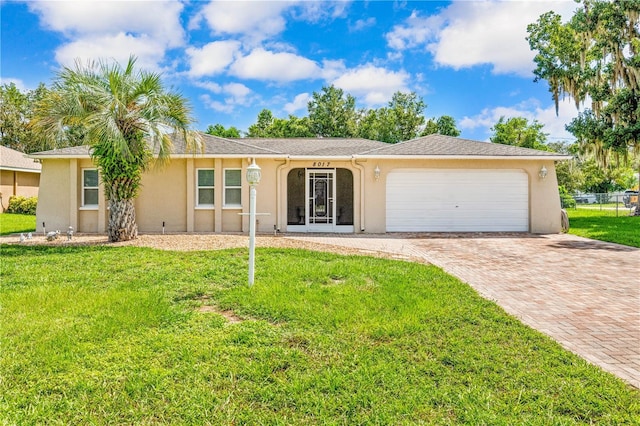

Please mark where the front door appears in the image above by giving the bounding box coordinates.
[307,169,334,231]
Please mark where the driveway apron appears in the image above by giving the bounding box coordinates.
[285,233,640,388]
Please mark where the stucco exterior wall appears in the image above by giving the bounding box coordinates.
[354,158,561,234]
[34,155,562,235]
[0,170,40,210]
[35,159,72,233]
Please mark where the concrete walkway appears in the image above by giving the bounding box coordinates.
[285,233,640,388]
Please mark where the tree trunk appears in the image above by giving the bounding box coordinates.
[108,199,138,242]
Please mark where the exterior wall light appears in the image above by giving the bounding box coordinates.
[374,165,381,181]
[538,165,548,180]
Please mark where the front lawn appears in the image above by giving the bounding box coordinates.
[1,245,638,424]
[0,213,36,236]
[567,208,639,248]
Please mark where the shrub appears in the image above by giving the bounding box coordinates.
[558,186,576,209]
[7,195,37,215]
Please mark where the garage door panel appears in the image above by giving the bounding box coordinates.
[386,169,529,232]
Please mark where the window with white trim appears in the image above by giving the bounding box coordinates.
[82,169,99,207]
[224,169,241,207]
[196,169,215,207]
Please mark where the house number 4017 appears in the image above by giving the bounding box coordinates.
[312,161,331,167]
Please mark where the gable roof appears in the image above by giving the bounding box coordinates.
[0,145,42,172]
[28,132,570,161]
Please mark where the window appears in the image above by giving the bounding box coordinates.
[197,169,214,206]
[224,169,241,207]
[82,169,99,207]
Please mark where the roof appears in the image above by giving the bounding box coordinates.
[360,134,569,158]
[28,132,570,160]
[235,137,388,156]
[0,145,42,172]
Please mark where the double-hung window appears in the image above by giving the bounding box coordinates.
[197,169,214,207]
[224,169,242,207]
[82,169,99,208]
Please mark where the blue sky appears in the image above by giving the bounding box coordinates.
[1,0,580,142]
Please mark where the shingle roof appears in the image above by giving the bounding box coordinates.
[169,133,279,156]
[235,138,388,156]
[0,145,42,172]
[360,134,565,157]
[28,132,568,159]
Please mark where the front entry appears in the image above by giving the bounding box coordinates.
[307,170,334,231]
[287,168,354,233]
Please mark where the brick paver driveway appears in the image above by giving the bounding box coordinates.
[286,233,640,388]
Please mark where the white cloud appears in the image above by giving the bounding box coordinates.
[54,33,166,72]
[200,94,234,113]
[349,17,376,32]
[331,65,410,106]
[0,78,29,91]
[186,41,241,77]
[385,11,442,50]
[293,1,350,22]
[27,0,185,70]
[192,1,291,43]
[230,48,321,82]
[386,1,577,76]
[284,93,310,114]
[198,83,255,113]
[193,81,222,93]
[459,97,580,141]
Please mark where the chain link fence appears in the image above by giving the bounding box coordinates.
[560,191,638,216]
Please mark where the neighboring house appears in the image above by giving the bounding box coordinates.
[0,145,42,211]
[28,133,569,234]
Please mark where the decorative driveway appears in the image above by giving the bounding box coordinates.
[285,233,640,388]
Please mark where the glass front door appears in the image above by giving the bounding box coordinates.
[307,170,334,230]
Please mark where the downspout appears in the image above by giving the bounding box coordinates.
[275,156,290,232]
[351,157,366,232]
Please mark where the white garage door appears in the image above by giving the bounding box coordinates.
[386,169,529,232]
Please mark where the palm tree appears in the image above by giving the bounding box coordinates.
[33,56,201,241]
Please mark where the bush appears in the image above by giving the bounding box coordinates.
[558,186,576,209]
[7,195,37,215]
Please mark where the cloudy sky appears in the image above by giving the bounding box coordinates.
[1,0,581,141]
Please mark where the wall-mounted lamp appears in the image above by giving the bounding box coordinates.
[538,165,548,180]
[374,165,381,181]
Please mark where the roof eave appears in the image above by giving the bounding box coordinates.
[0,166,42,173]
[356,154,572,161]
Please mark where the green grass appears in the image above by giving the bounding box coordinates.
[0,213,36,236]
[567,208,640,248]
[1,245,638,424]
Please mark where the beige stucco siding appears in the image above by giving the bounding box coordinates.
[34,154,563,235]
[35,159,72,233]
[1,170,40,207]
[135,161,187,232]
[356,158,561,233]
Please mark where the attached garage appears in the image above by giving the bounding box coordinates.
[386,169,529,232]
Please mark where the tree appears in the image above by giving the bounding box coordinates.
[205,123,241,138]
[355,92,428,143]
[0,83,51,153]
[490,117,548,150]
[246,109,313,138]
[33,57,200,242]
[421,115,461,137]
[382,91,426,143]
[247,109,275,137]
[527,0,640,212]
[307,85,357,137]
